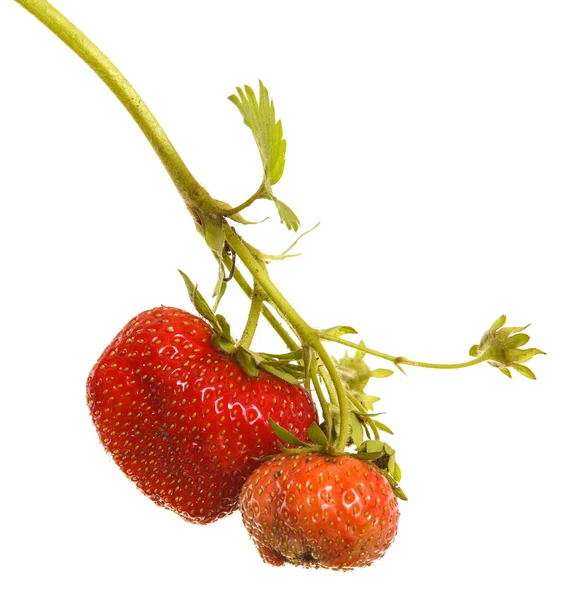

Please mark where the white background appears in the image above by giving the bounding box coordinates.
[1,1,565,598]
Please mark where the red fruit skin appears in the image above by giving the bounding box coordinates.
[239,453,399,570]
[86,307,317,524]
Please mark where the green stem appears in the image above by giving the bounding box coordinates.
[224,183,264,216]
[239,284,264,349]
[309,360,332,437]
[322,335,488,370]
[15,0,222,217]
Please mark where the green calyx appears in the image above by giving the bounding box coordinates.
[469,315,546,379]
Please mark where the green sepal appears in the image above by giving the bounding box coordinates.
[393,462,402,483]
[178,270,220,329]
[359,439,384,454]
[374,420,394,435]
[511,364,537,380]
[358,394,381,406]
[215,314,232,339]
[215,337,237,354]
[355,451,386,461]
[387,453,397,476]
[237,350,260,377]
[469,344,479,357]
[372,466,408,501]
[370,368,394,378]
[506,333,530,348]
[499,366,512,378]
[308,422,328,446]
[349,413,364,447]
[260,363,300,385]
[383,443,395,456]
[269,418,310,447]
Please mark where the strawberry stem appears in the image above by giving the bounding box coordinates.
[322,334,488,371]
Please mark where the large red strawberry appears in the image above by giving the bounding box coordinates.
[239,453,399,569]
[86,307,317,524]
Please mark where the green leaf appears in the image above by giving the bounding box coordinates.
[229,81,286,186]
[511,364,537,380]
[349,413,364,447]
[269,418,310,447]
[370,368,394,379]
[273,198,300,232]
[308,422,328,446]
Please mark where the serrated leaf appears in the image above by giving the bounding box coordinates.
[273,198,300,232]
[229,81,286,186]
[269,418,310,447]
[349,413,364,448]
[370,368,394,379]
[374,420,394,435]
[308,422,328,446]
[511,364,536,380]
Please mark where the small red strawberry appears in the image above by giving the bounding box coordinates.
[86,307,317,524]
[239,453,399,570]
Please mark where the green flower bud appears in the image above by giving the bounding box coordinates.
[472,315,545,379]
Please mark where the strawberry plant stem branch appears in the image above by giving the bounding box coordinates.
[15,0,222,218]
[322,335,488,371]
[239,284,264,349]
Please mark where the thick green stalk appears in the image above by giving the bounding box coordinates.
[15,0,221,217]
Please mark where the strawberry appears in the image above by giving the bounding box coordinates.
[239,453,399,570]
[86,307,317,524]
